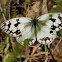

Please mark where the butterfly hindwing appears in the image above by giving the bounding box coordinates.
[29,13,62,45]
[37,13,62,44]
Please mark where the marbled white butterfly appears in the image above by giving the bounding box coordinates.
[1,13,62,45]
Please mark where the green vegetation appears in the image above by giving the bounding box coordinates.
[0,0,62,62]
[50,1,62,13]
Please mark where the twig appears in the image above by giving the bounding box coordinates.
[42,0,48,14]
[52,38,62,54]
[48,56,62,62]
[33,52,49,57]
[46,45,55,60]
[8,0,11,19]
[24,0,30,17]
[21,52,49,58]
[0,4,6,21]
[31,44,41,56]
[17,0,19,4]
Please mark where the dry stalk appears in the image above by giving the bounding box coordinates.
[31,44,41,56]
[48,56,62,62]
[52,38,62,54]
[0,4,6,21]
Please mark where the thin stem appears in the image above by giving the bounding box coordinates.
[46,45,55,60]
[26,5,29,17]
[8,0,11,19]
[44,44,48,62]
[3,37,10,62]
[24,0,30,17]
[0,4,6,21]
[17,0,19,4]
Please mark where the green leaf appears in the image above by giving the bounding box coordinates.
[0,12,2,18]
[3,8,6,15]
[57,29,62,38]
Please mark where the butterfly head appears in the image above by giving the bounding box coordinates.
[31,18,39,27]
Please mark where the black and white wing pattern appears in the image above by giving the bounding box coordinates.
[29,13,62,45]
[1,13,62,45]
[37,13,62,44]
[1,17,33,37]
[1,17,36,45]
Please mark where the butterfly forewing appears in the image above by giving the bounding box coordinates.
[1,17,32,37]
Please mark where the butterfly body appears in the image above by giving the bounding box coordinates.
[1,13,62,45]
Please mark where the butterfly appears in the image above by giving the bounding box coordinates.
[1,13,62,45]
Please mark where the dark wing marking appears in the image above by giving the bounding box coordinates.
[51,25,57,30]
[7,21,11,28]
[16,19,19,21]
[58,14,62,20]
[14,22,20,27]
[50,30,53,33]
[14,30,21,35]
[49,18,56,22]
